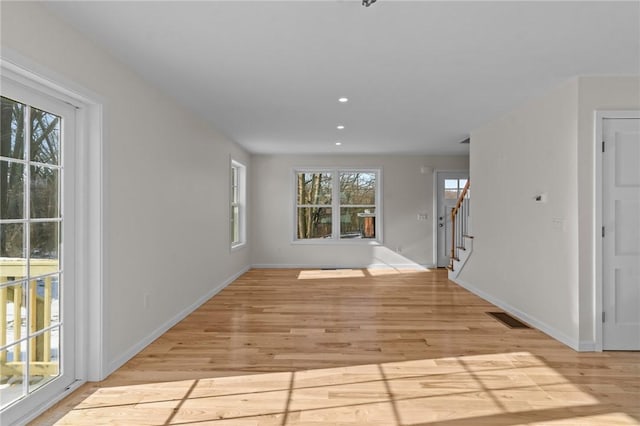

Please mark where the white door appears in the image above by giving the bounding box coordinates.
[1,79,77,423]
[603,118,640,350]
[436,171,468,268]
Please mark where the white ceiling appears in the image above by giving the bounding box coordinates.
[45,1,639,155]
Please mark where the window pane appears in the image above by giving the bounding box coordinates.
[296,207,331,239]
[340,207,376,239]
[444,179,458,189]
[444,178,459,199]
[30,107,60,166]
[459,179,468,189]
[231,167,238,203]
[30,165,59,219]
[1,223,26,282]
[1,97,26,161]
[28,327,60,393]
[0,160,25,219]
[231,205,239,243]
[297,173,332,205]
[29,275,59,335]
[2,282,27,346]
[444,189,458,199]
[340,172,376,205]
[0,342,27,409]
[30,222,60,275]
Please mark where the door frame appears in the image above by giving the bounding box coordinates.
[433,170,469,268]
[1,52,106,424]
[594,110,640,351]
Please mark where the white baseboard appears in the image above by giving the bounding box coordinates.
[106,265,250,377]
[451,277,583,352]
[251,263,435,270]
[578,340,597,352]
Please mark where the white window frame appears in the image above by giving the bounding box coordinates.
[292,167,383,245]
[230,159,246,250]
[1,54,104,425]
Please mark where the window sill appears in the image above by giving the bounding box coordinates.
[292,239,382,246]
[231,242,247,252]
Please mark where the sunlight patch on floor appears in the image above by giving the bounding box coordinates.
[296,268,430,280]
[366,267,430,276]
[48,351,637,426]
[297,269,366,279]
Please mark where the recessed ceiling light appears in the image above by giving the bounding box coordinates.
[338,97,348,103]
[335,142,342,146]
[337,125,345,130]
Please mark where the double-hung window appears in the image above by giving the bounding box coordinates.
[294,168,381,243]
[230,160,246,249]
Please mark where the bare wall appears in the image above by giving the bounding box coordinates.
[461,79,581,347]
[460,76,640,350]
[1,2,251,375]
[251,154,468,268]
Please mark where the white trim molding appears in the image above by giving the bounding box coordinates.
[1,50,106,422]
[2,51,107,380]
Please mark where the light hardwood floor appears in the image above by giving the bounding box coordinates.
[32,268,639,425]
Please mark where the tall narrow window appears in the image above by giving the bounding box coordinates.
[230,160,246,249]
[294,169,381,242]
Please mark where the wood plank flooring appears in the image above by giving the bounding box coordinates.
[32,268,640,425]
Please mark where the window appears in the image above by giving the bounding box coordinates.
[1,88,76,419]
[444,178,468,200]
[230,160,246,249]
[294,169,381,242]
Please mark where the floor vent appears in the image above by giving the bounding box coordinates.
[487,312,531,329]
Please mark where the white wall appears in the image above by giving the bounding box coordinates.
[1,2,251,375]
[251,154,468,268]
[460,76,640,350]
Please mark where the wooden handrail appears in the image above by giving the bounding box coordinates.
[450,180,471,269]
[451,180,471,220]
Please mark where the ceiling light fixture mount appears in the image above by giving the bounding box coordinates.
[362,0,377,7]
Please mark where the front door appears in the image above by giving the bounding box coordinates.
[436,171,468,268]
[603,118,640,350]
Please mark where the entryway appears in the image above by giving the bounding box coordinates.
[436,171,469,268]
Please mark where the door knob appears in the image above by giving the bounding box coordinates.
[439,224,443,227]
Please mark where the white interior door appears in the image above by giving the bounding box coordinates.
[436,171,468,268]
[603,118,640,350]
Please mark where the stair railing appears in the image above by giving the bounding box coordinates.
[450,180,471,270]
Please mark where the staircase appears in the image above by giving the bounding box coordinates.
[448,180,472,279]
